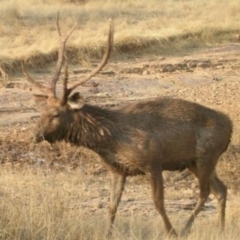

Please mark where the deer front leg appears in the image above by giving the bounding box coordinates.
[107,171,126,235]
[150,171,177,236]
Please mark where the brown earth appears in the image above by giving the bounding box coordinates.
[1,43,240,225]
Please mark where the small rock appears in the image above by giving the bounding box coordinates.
[92,88,99,94]
[5,82,14,88]
[191,183,198,189]
[93,202,101,209]
[143,64,150,68]
[142,70,150,75]
[197,61,212,68]
[215,65,224,69]
[122,196,135,202]
[187,62,197,68]
[213,77,222,81]
[177,63,187,68]
[183,189,194,195]
[185,68,194,72]
[161,64,176,72]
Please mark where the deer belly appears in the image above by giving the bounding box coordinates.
[99,151,145,176]
[161,132,197,170]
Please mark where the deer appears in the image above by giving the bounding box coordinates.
[22,14,232,237]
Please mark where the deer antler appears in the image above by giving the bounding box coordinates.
[22,12,76,98]
[61,19,114,103]
[51,12,76,96]
[21,62,53,96]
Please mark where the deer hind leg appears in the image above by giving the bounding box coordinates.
[107,172,126,235]
[181,160,213,236]
[210,171,227,231]
[150,171,177,236]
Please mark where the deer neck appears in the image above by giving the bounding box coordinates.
[66,105,118,151]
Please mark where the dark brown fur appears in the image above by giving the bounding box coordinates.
[34,96,232,236]
[24,17,232,236]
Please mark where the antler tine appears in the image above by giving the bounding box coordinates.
[50,13,77,97]
[56,12,61,37]
[66,19,114,96]
[21,62,53,96]
[62,60,69,102]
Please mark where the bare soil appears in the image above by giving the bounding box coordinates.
[1,44,240,225]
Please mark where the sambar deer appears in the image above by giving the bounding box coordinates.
[22,15,232,236]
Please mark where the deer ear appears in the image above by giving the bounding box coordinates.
[33,94,48,109]
[67,92,85,109]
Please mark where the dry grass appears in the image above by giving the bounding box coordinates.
[1,0,240,74]
[0,165,239,240]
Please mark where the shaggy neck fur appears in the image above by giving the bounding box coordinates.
[62,104,120,151]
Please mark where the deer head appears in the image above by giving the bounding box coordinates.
[22,13,114,143]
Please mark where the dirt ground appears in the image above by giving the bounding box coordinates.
[1,43,240,226]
